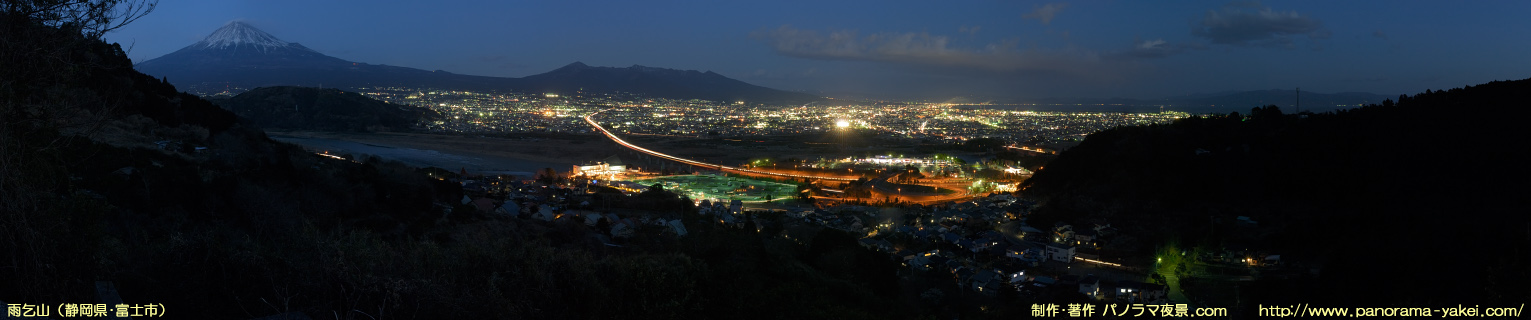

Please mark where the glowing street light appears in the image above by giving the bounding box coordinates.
[835,119,850,128]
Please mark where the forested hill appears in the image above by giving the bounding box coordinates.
[2,11,914,319]
[2,10,457,313]
[1021,78,1531,305]
[212,86,439,132]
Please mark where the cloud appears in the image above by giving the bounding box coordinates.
[1222,0,1264,9]
[958,25,982,36]
[1191,1,1329,47]
[1340,76,1387,83]
[1022,3,1069,25]
[752,25,1122,78]
[743,67,820,80]
[1109,38,1204,59]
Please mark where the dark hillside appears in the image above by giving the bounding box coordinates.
[1,10,917,319]
[211,86,439,132]
[1021,79,1531,306]
[1,10,456,309]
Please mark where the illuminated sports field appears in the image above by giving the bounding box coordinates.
[628,174,797,203]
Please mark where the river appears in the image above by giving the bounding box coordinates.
[271,135,563,177]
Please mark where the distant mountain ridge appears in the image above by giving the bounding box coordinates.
[134,22,517,93]
[1160,89,1392,112]
[521,62,818,102]
[134,22,819,103]
[1018,90,1394,113]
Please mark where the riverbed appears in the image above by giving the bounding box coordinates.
[272,135,564,177]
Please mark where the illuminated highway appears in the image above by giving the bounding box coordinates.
[585,110,856,182]
[1005,145,1057,154]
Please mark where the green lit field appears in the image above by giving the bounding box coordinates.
[628,174,797,203]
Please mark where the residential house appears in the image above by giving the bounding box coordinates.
[611,219,638,239]
[857,238,893,252]
[1018,224,1045,241]
[1094,224,1119,238]
[1045,242,1076,263]
[494,201,520,216]
[1053,223,1075,244]
[956,239,977,251]
[469,198,495,213]
[896,249,916,262]
[666,219,688,237]
[1074,229,1098,247]
[914,229,935,240]
[944,260,964,273]
[1006,243,1045,266]
[986,242,1013,257]
[1115,281,1167,304]
[970,269,1004,295]
[1006,269,1028,285]
[1079,275,1101,298]
[844,216,864,230]
[909,255,935,271]
[969,239,997,252]
[533,204,556,221]
[1031,276,1056,288]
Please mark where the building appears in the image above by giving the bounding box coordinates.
[970,269,1004,295]
[533,204,556,221]
[1079,275,1101,298]
[1045,242,1076,263]
[1114,281,1167,303]
[573,155,627,179]
[666,219,688,237]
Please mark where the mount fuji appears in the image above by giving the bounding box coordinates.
[134,21,818,102]
[134,21,519,93]
[192,20,299,52]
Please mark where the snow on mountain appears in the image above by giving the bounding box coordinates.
[137,22,818,102]
[193,21,309,53]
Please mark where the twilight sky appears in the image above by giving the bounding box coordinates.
[106,0,1531,100]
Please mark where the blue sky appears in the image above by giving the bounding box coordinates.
[107,0,1531,100]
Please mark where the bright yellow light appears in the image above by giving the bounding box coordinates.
[835,120,850,128]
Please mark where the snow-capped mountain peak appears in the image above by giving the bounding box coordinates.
[193,21,305,52]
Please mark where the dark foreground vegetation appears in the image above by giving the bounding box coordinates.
[7,2,1527,319]
[210,86,440,132]
[1023,79,1531,308]
[0,3,915,319]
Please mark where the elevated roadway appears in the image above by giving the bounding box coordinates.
[584,110,856,182]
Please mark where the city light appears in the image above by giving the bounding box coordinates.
[585,110,855,181]
[1075,257,1122,267]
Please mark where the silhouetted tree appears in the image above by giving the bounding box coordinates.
[536,167,559,185]
[2,0,158,39]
